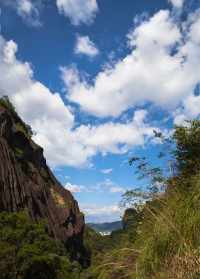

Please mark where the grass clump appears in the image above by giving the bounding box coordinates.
[85,120,200,279]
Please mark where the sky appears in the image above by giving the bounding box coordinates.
[0,0,200,223]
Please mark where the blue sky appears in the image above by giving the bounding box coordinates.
[0,0,200,222]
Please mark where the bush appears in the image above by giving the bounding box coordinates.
[0,211,81,279]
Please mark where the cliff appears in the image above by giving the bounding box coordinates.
[0,98,85,262]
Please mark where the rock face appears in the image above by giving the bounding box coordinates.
[0,100,85,262]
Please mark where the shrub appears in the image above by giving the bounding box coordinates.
[0,211,81,279]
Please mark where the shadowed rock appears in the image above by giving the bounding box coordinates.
[0,100,86,263]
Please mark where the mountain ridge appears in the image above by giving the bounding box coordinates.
[87,221,122,233]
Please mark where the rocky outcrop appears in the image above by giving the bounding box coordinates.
[0,99,86,262]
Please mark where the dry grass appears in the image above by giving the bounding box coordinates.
[50,189,66,208]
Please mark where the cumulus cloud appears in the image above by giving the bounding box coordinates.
[169,0,184,9]
[80,203,122,222]
[2,6,199,169]
[101,168,113,174]
[75,35,99,57]
[56,0,98,26]
[34,108,155,167]
[1,0,41,27]
[64,178,128,196]
[96,178,126,194]
[110,186,125,193]
[174,94,200,125]
[72,110,156,156]
[64,182,86,193]
[0,35,157,168]
[62,9,200,118]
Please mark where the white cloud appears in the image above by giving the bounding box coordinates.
[56,0,98,26]
[0,36,74,165]
[1,0,41,27]
[80,203,122,222]
[75,35,99,57]
[101,168,113,174]
[32,108,155,167]
[18,0,33,14]
[169,0,184,9]
[62,9,200,118]
[65,178,127,194]
[2,7,199,169]
[96,178,126,194]
[83,204,121,215]
[174,94,200,125]
[72,110,156,156]
[64,182,86,193]
[172,11,200,124]
[110,186,125,193]
[0,35,157,168]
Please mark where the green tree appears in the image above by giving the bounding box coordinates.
[173,120,200,176]
[0,211,81,279]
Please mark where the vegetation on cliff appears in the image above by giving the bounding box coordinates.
[0,97,86,264]
[0,97,88,277]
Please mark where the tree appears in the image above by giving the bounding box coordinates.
[0,211,81,279]
[121,120,200,209]
[173,120,200,176]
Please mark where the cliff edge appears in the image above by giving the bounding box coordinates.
[0,97,85,262]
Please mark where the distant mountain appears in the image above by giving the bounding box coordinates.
[87,221,122,233]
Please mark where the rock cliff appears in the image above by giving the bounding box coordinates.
[0,98,86,262]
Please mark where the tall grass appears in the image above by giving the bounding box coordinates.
[86,174,200,279]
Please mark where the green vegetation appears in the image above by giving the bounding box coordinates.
[82,120,200,278]
[14,147,24,158]
[1,107,200,278]
[88,221,122,233]
[0,96,34,138]
[15,122,34,139]
[0,211,81,279]
[0,95,16,112]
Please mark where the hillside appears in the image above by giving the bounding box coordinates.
[81,120,200,278]
[87,221,122,233]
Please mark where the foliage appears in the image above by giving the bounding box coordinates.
[135,175,200,278]
[173,120,200,176]
[14,147,24,158]
[88,221,122,233]
[15,122,34,139]
[85,119,200,279]
[0,95,16,112]
[120,189,150,211]
[0,211,81,279]
[129,156,165,195]
[2,117,200,278]
[0,96,34,138]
